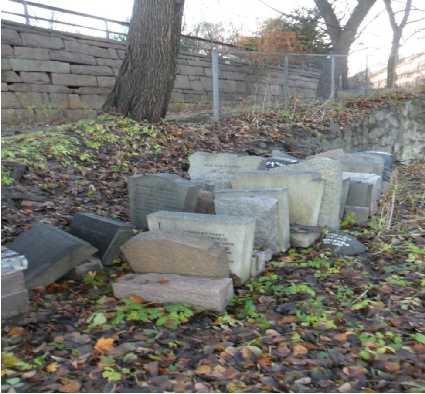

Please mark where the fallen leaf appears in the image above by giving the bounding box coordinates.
[334,331,354,342]
[8,327,25,337]
[128,295,145,304]
[384,361,400,373]
[343,366,366,377]
[195,364,212,375]
[95,337,115,353]
[293,344,308,357]
[59,379,81,393]
[46,362,59,373]
[257,355,273,368]
[159,278,170,284]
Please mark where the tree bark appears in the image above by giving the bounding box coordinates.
[103,0,185,122]
[383,0,412,88]
[314,0,377,98]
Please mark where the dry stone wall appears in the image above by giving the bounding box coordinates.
[2,20,320,125]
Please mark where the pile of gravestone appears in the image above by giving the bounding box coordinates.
[2,148,393,319]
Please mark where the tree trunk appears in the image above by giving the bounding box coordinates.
[103,0,185,122]
[387,33,401,88]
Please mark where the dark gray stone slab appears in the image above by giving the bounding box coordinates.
[128,173,201,229]
[69,213,134,266]
[322,232,367,256]
[8,224,97,289]
[362,151,394,181]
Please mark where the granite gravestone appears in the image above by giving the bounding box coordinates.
[344,172,382,215]
[273,157,343,230]
[231,171,325,227]
[8,224,97,288]
[215,195,279,253]
[69,213,134,266]
[121,231,230,278]
[128,173,201,229]
[362,150,394,184]
[113,273,234,312]
[215,188,290,252]
[322,232,367,256]
[147,211,255,283]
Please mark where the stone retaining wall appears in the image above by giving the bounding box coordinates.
[1,20,320,125]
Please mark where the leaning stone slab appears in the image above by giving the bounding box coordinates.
[344,172,382,215]
[7,224,97,289]
[113,273,234,312]
[69,213,134,266]
[188,152,265,179]
[362,150,394,182]
[69,257,104,280]
[215,188,290,252]
[215,195,279,253]
[129,173,201,229]
[147,211,255,284]
[231,171,324,227]
[322,232,367,256]
[341,174,352,218]
[271,150,299,164]
[274,157,343,230]
[251,249,273,277]
[121,231,230,278]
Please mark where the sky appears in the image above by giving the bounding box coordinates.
[2,0,425,75]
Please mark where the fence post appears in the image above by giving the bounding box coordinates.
[329,55,335,100]
[105,21,110,39]
[211,47,220,121]
[283,55,289,109]
[23,1,30,24]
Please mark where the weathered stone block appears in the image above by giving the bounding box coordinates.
[70,65,114,76]
[68,94,84,109]
[290,225,321,248]
[20,72,50,84]
[2,58,12,71]
[276,157,343,230]
[96,58,122,68]
[97,76,115,87]
[9,83,72,94]
[2,28,22,45]
[113,273,234,312]
[215,195,279,253]
[48,93,69,108]
[80,94,105,109]
[64,41,117,59]
[344,172,382,215]
[121,231,230,278]
[129,173,201,230]
[215,188,290,252]
[51,73,98,87]
[2,92,21,109]
[14,47,50,60]
[15,92,49,108]
[70,257,104,279]
[64,109,97,121]
[1,289,29,320]
[2,71,21,83]
[1,44,14,57]
[10,59,70,73]
[50,50,97,65]
[21,32,64,49]
[147,211,255,284]
[231,171,325,227]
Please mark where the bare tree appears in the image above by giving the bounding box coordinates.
[314,0,377,97]
[103,0,185,122]
[383,0,413,88]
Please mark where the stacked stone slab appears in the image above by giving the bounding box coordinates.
[128,173,202,230]
[147,211,255,284]
[215,195,279,253]
[231,170,325,247]
[344,172,383,223]
[215,188,290,252]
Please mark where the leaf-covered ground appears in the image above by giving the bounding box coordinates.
[1,94,425,392]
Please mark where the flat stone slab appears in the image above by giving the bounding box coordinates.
[271,150,299,164]
[69,213,134,266]
[2,268,29,320]
[215,188,290,252]
[322,232,367,256]
[189,152,265,180]
[128,173,201,229]
[276,157,343,230]
[8,223,97,289]
[1,247,28,274]
[215,195,279,253]
[1,269,26,297]
[362,150,394,182]
[147,211,255,283]
[344,172,382,214]
[113,273,234,312]
[231,171,324,227]
[121,231,230,278]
